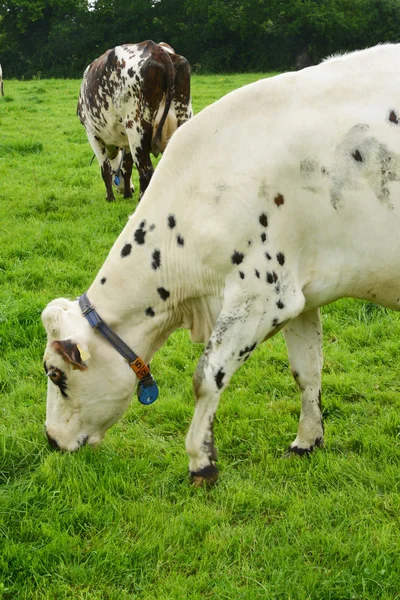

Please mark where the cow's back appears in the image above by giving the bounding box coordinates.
[78,42,180,146]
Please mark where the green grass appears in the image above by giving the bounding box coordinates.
[1,75,400,599]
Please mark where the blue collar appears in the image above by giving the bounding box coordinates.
[79,293,159,405]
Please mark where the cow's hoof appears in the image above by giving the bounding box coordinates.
[106,197,115,202]
[190,463,219,487]
[282,438,324,458]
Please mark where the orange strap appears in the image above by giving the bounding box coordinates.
[130,357,151,379]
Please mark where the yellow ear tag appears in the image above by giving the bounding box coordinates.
[77,344,91,362]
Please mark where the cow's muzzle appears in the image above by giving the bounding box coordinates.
[46,430,60,451]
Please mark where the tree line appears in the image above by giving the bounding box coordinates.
[0,0,399,79]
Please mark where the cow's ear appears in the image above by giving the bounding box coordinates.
[52,340,89,371]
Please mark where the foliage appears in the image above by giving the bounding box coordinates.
[1,75,400,598]
[1,0,400,78]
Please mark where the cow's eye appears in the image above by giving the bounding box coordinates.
[46,367,68,397]
[48,369,62,384]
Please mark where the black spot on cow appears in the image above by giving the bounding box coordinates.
[272,271,278,282]
[272,318,279,327]
[168,214,176,229]
[215,368,225,390]
[352,149,363,162]
[202,415,217,461]
[151,249,161,270]
[330,189,341,210]
[321,166,330,177]
[157,287,170,301]
[127,67,134,77]
[239,271,245,279]
[239,342,257,357]
[267,272,274,284]
[265,252,271,260]
[231,251,244,265]
[389,110,399,124]
[100,277,107,285]
[277,252,285,266]
[261,232,267,243]
[177,234,184,247]
[121,243,132,257]
[134,225,146,245]
[276,300,285,309]
[255,269,260,279]
[149,223,156,231]
[248,240,253,247]
[259,213,268,227]
[274,193,284,207]
[145,307,155,317]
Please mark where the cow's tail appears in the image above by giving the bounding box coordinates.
[152,46,175,157]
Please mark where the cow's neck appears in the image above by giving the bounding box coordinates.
[86,199,222,365]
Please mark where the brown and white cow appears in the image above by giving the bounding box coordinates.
[0,64,4,96]
[77,41,192,202]
[44,44,400,485]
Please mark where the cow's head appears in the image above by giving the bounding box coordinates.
[109,149,134,197]
[42,298,136,451]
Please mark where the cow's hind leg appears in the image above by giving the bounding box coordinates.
[136,144,154,200]
[187,287,305,485]
[282,308,324,455]
[122,151,134,198]
[86,132,115,201]
[125,126,153,201]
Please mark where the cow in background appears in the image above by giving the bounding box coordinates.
[0,64,4,96]
[77,41,192,202]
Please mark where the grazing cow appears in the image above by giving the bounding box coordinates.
[77,41,192,202]
[0,64,4,96]
[43,44,400,485]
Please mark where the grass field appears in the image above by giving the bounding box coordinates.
[1,74,400,599]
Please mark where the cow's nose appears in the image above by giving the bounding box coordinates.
[46,431,60,451]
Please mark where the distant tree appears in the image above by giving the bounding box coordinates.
[0,0,89,77]
[1,0,400,77]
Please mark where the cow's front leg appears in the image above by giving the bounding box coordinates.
[186,289,304,485]
[187,305,263,484]
[282,308,324,455]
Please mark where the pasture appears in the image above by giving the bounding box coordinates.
[1,74,400,599]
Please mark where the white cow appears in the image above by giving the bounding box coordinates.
[43,44,400,485]
[0,64,4,96]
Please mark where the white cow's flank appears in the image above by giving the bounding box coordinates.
[43,44,400,482]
